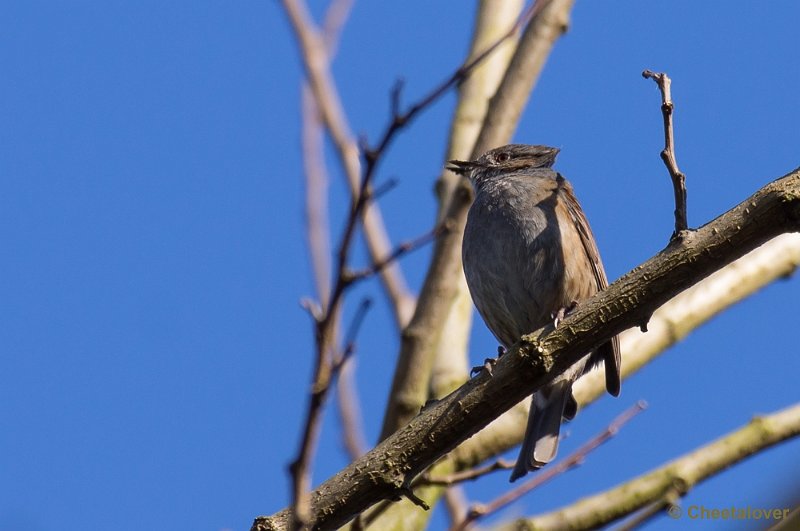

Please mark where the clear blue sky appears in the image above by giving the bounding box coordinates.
[2,2,799,530]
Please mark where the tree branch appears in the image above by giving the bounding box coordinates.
[345,227,440,285]
[287,166,372,528]
[643,70,689,236]
[254,169,800,530]
[281,0,415,329]
[442,487,469,529]
[451,402,646,531]
[362,1,539,180]
[472,0,575,157]
[495,402,800,530]
[336,359,367,461]
[421,459,515,487]
[301,85,333,311]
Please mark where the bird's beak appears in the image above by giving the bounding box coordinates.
[447,159,477,175]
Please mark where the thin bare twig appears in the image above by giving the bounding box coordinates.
[507,403,800,530]
[401,485,431,511]
[288,92,383,529]
[301,86,332,309]
[282,0,415,330]
[298,0,370,482]
[369,177,398,202]
[612,486,681,531]
[443,487,470,528]
[289,168,369,529]
[642,70,689,237]
[361,1,541,184]
[300,0,353,308]
[336,359,368,460]
[422,459,515,486]
[320,0,354,53]
[334,297,372,369]
[472,0,575,156]
[449,401,647,531]
[345,226,441,284]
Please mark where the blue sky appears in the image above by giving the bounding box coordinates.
[2,2,799,530]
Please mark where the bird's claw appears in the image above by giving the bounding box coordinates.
[420,398,440,412]
[471,357,498,377]
[551,301,579,328]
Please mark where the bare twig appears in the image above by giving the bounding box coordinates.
[400,485,431,511]
[612,486,681,531]
[443,487,470,528]
[642,69,689,237]
[472,0,576,156]
[334,298,372,369]
[320,0,353,53]
[450,402,647,531]
[301,86,332,309]
[346,226,441,284]
[368,177,398,202]
[362,1,541,184]
[298,0,368,488]
[282,0,415,330]
[422,459,515,486]
[336,358,368,460]
[500,403,800,531]
[287,87,385,530]
[298,297,323,323]
[301,0,353,308]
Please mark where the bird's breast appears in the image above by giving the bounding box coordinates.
[463,182,594,346]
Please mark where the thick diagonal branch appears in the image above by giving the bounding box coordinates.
[254,169,800,531]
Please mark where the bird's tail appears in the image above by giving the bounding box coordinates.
[510,380,571,482]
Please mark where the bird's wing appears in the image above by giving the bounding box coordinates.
[558,175,621,396]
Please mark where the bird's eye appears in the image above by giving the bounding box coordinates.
[496,152,511,163]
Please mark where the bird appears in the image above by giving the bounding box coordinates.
[449,144,620,482]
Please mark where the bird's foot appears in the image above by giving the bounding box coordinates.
[420,398,440,413]
[551,301,579,328]
[470,346,507,377]
[471,356,498,377]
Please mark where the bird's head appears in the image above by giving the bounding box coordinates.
[448,144,560,187]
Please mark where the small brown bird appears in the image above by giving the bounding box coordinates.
[450,144,620,482]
